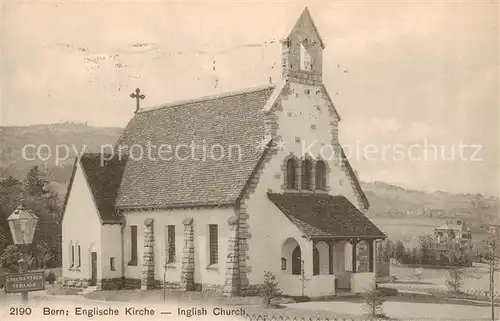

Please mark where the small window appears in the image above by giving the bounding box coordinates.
[300,43,312,71]
[301,159,312,190]
[110,257,116,271]
[167,225,176,264]
[129,225,138,266]
[281,258,286,270]
[76,244,81,268]
[286,158,298,189]
[315,160,327,191]
[209,225,218,265]
[69,243,74,268]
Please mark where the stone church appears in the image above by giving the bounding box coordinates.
[61,7,385,297]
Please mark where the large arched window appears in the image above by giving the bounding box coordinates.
[315,160,327,191]
[301,159,312,190]
[286,158,298,189]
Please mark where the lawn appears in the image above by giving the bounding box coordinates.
[389,262,498,293]
[84,290,371,320]
[85,289,266,305]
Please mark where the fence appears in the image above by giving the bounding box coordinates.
[242,315,378,321]
[457,289,500,299]
[241,314,493,321]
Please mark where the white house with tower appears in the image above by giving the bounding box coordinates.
[61,7,385,297]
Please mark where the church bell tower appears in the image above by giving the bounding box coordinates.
[281,7,325,86]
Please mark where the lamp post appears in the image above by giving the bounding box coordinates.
[488,224,499,321]
[7,200,38,304]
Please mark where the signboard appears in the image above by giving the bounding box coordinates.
[4,271,45,293]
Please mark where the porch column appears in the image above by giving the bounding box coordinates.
[141,218,155,290]
[180,217,195,291]
[328,241,333,275]
[368,240,374,272]
[351,239,357,273]
[312,240,317,275]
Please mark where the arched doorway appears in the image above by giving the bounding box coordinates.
[282,238,302,275]
[292,246,302,275]
[313,247,319,275]
[314,241,330,275]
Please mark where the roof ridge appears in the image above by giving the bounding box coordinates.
[138,84,276,114]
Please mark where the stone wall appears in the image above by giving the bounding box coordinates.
[124,278,141,289]
[223,215,241,296]
[180,217,195,291]
[99,278,124,290]
[195,283,224,295]
[61,277,90,288]
[162,281,181,290]
[141,218,155,290]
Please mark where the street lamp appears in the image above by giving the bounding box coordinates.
[7,200,38,304]
[488,224,499,321]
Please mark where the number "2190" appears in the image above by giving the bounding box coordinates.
[10,307,32,315]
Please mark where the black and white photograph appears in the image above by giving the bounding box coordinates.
[0,1,499,320]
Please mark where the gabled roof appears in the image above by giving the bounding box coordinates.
[436,220,467,231]
[262,80,341,121]
[114,86,275,209]
[79,153,128,222]
[282,7,326,49]
[268,193,384,238]
[340,147,369,210]
[61,153,127,224]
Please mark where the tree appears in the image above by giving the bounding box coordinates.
[363,288,386,318]
[0,176,23,250]
[446,267,464,293]
[24,166,47,197]
[394,241,405,263]
[417,234,435,265]
[0,245,23,273]
[35,240,55,269]
[382,239,393,263]
[261,271,282,306]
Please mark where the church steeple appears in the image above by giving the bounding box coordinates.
[281,7,325,85]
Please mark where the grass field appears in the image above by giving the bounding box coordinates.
[386,262,499,294]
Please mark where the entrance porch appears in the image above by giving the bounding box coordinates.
[279,236,379,297]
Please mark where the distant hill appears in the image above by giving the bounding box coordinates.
[362,181,499,237]
[1,123,498,239]
[0,122,122,183]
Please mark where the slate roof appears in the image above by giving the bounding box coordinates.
[267,193,385,238]
[79,153,128,223]
[114,86,275,209]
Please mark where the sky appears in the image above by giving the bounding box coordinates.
[1,0,499,196]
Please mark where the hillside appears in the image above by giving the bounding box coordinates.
[363,181,499,239]
[0,123,122,183]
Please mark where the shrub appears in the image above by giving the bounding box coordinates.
[378,287,399,296]
[261,271,282,306]
[446,267,464,293]
[46,271,56,284]
[363,288,386,317]
[0,245,22,273]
